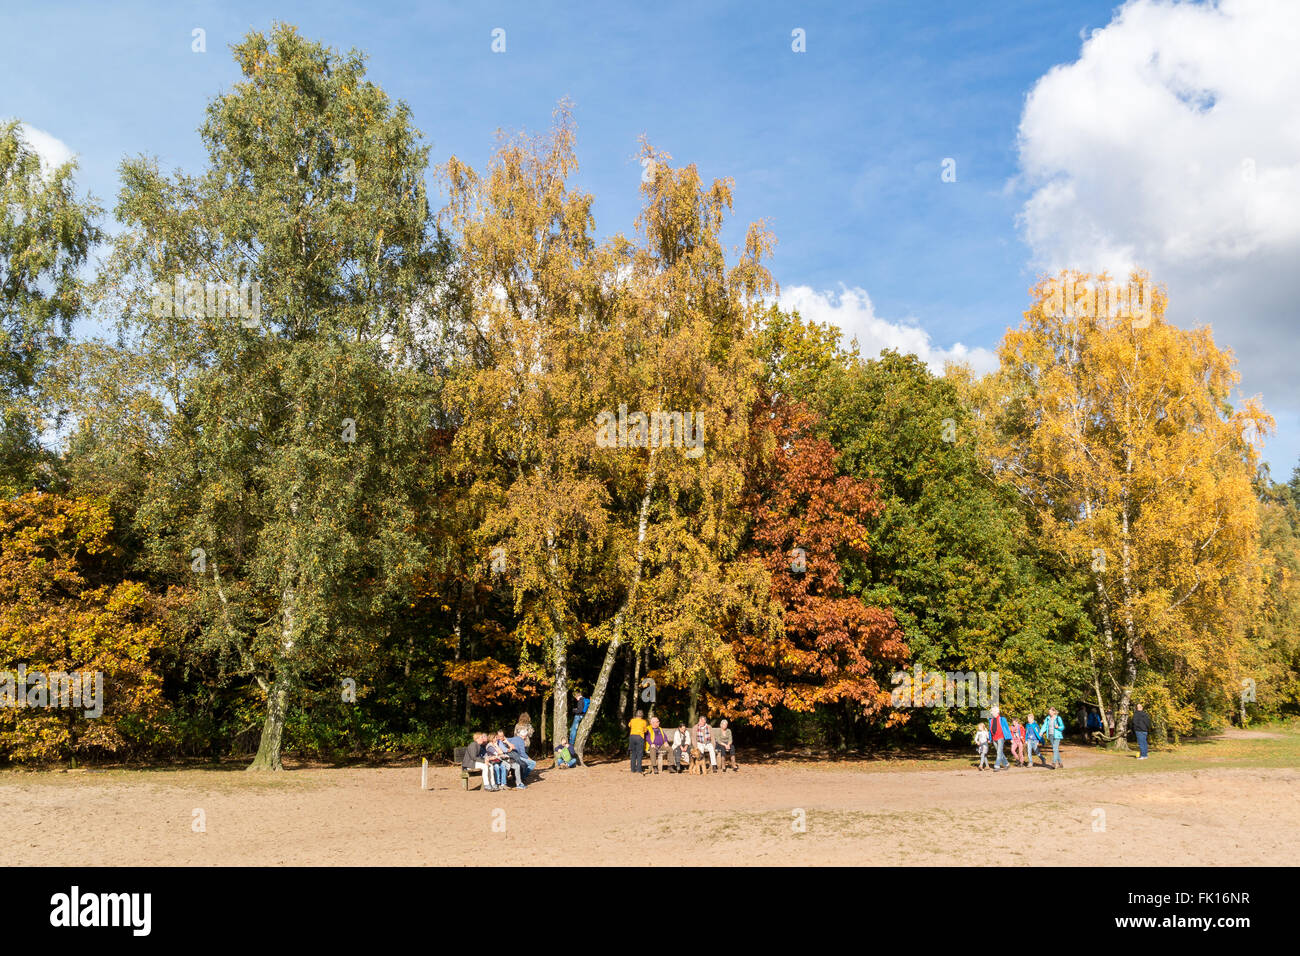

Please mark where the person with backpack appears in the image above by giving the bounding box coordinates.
[988,706,1012,771]
[1132,703,1152,759]
[1025,713,1047,768]
[568,690,590,748]
[1042,706,1065,768]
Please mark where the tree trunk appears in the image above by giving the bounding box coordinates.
[551,610,569,750]
[688,676,700,726]
[249,572,297,771]
[248,672,289,770]
[573,469,656,759]
[616,644,631,724]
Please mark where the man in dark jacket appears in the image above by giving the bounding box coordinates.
[1131,704,1152,759]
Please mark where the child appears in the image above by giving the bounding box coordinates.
[1009,718,1025,767]
[974,723,990,770]
[494,730,527,788]
[1025,713,1046,768]
[554,742,578,768]
[484,734,510,789]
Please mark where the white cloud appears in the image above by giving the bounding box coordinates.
[777,284,1001,377]
[1016,0,1300,417]
[7,122,76,175]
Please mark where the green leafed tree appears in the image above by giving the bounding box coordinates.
[0,121,101,494]
[84,24,447,770]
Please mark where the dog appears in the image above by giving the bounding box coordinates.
[689,747,706,775]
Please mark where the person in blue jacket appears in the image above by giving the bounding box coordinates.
[1041,706,1065,769]
[988,706,1012,771]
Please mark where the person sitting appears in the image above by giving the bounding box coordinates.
[462,732,497,791]
[485,734,522,790]
[645,717,674,774]
[694,716,718,772]
[716,719,737,772]
[671,724,692,774]
[554,742,578,768]
[504,729,536,776]
[494,729,529,786]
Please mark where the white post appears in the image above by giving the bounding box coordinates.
[421,757,428,791]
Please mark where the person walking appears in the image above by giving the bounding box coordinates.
[974,723,990,770]
[1025,712,1046,768]
[1132,703,1151,759]
[1042,706,1065,769]
[628,709,649,774]
[988,706,1012,770]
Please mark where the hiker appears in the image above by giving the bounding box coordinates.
[716,719,738,772]
[671,724,692,773]
[1086,707,1102,737]
[1009,717,1025,767]
[628,709,649,774]
[694,716,717,771]
[1075,703,1089,739]
[988,706,1012,770]
[1025,713,1047,767]
[462,732,497,791]
[569,690,590,747]
[1042,706,1065,769]
[974,722,990,770]
[645,716,674,774]
[1132,703,1152,759]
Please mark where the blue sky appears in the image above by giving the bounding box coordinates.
[5,0,1298,473]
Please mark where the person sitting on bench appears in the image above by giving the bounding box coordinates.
[671,724,692,774]
[645,716,674,774]
[462,732,497,791]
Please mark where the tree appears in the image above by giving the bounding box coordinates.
[92,24,446,769]
[0,492,171,762]
[983,271,1270,743]
[718,396,906,729]
[0,122,101,495]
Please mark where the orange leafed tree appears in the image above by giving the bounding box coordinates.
[716,399,907,728]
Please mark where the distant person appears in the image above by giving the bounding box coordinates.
[569,690,590,747]
[974,723,990,771]
[1009,717,1025,767]
[462,732,496,791]
[1086,708,1102,737]
[672,724,692,773]
[645,717,674,774]
[716,719,737,772]
[513,712,535,748]
[989,706,1012,770]
[1132,703,1151,759]
[1042,706,1065,769]
[1076,703,1089,739]
[694,717,717,772]
[554,742,578,768]
[628,709,649,774]
[1025,713,1046,768]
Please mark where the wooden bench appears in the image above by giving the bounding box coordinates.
[453,745,527,790]
[643,726,735,771]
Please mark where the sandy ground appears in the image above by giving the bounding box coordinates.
[4,742,1297,866]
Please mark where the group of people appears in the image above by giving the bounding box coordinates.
[460,716,540,792]
[627,712,738,774]
[974,705,1065,771]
